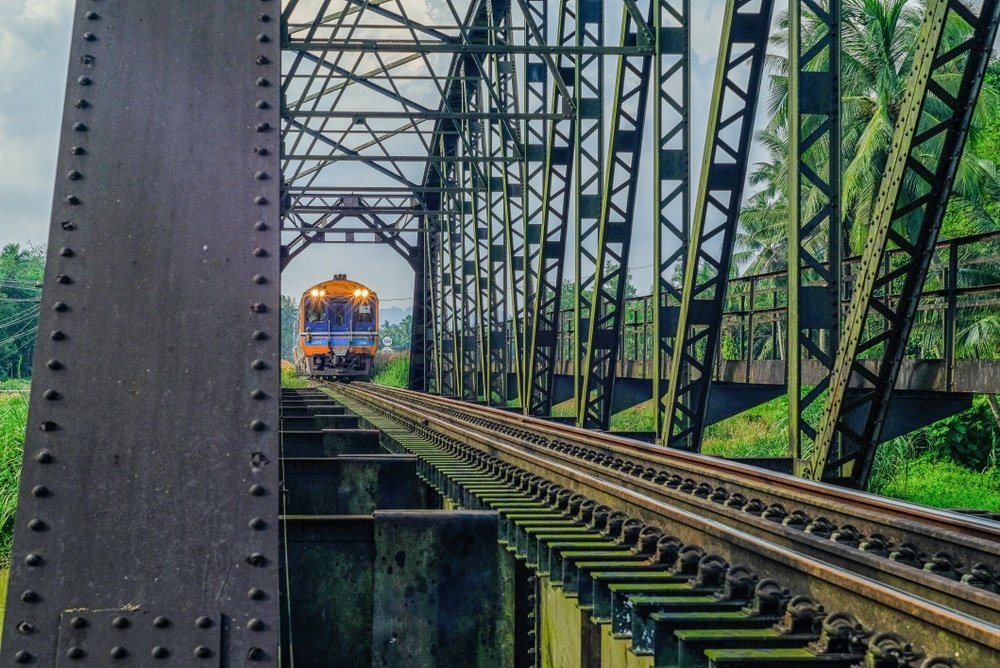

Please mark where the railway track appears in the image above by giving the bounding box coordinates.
[317,381,1000,667]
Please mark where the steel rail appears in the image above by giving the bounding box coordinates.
[327,382,1000,665]
[335,383,1000,624]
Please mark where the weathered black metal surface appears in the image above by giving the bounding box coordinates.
[2,2,281,664]
[282,455,424,515]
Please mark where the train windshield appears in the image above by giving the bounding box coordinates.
[355,302,373,326]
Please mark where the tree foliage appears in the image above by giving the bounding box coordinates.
[380,314,413,352]
[0,244,45,380]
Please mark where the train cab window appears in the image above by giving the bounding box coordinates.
[355,304,373,323]
[333,307,346,326]
[306,298,325,323]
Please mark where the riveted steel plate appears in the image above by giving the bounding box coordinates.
[2,1,280,664]
[55,611,220,666]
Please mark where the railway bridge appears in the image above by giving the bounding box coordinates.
[3,1,1000,667]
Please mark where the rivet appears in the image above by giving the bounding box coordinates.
[151,646,169,659]
[78,76,92,86]
[153,616,170,628]
[112,616,130,629]
[254,196,268,205]
[70,616,88,629]
[50,330,67,340]
[73,122,87,132]
[247,618,265,631]
[67,171,82,181]
[257,34,270,43]
[36,449,54,463]
[252,330,268,340]
[84,11,99,19]
[248,587,265,600]
[256,55,270,65]
[66,195,81,205]
[254,147,269,156]
[194,646,213,659]
[25,553,42,567]
[70,147,86,156]
[17,621,35,634]
[255,171,268,180]
[255,100,269,109]
[247,647,265,661]
[250,389,266,400]
[28,519,46,531]
[251,359,267,370]
[66,647,85,660]
[250,302,266,313]
[54,302,69,312]
[247,552,266,566]
[80,55,95,65]
[252,274,267,284]
[83,32,96,41]
[249,484,266,496]
[43,390,60,400]
[195,616,213,629]
[250,420,266,432]
[46,359,63,370]
[110,646,127,659]
[75,99,90,109]
[60,246,75,256]
[254,221,268,231]
[14,650,32,663]
[56,275,72,285]
[31,485,50,497]
[256,122,270,132]
[253,247,267,257]
[38,421,57,432]
[249,517,266,529]
[256,77,270,87]
[258,13,271,22]
[21,590,39,603]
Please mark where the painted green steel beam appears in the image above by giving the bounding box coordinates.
[526,0,578,417]
[787,0,843,462]
[660,0,775,447]
[810,0,1000,486]
[651,0,691,438]
[578,1,655,429]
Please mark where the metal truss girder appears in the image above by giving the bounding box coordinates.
[661,0,775,447]
[788,0,843,460]
[573,0,606,422]
[459,62,482,401]
[811,0,1000,487]
[579,1,655,429]
[1,3,281,663]
[526,0,578,417]
[409,226,431,391]
[651,0,691,438]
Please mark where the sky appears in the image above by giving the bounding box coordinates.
[1,0,759,306]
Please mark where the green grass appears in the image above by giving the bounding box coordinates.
[280,360,309,388]
[0,387,28,568]
[371,354,409,388]
[875,456,1000,511]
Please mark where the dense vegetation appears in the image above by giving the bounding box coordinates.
[0,245,44,380]
[0,380,29,567]
[371,354,410,388]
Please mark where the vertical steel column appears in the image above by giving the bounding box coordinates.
[579,1,655,429]
[651,0,690,438]
[661,0,775,447]
[429,220,445,394]
[511,0,549,406]
[573,0,606,423]
[439,129,461,396]
[460,63,483,401]
[408,228,430,391]
[811,0,1000,486]
[787,0,843,462]
[1,3,280,662]
[526,0,577,416]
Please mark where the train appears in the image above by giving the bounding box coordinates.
[294,275,379,380]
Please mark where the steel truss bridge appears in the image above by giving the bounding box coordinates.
[2,0,1000,666]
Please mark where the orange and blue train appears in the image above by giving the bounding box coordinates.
[294,275,379,380]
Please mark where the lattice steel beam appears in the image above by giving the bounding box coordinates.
[579,1,655,429]
[661,0,775,447]
[811,0,1000,486]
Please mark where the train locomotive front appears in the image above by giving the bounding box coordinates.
[294,275,378,380]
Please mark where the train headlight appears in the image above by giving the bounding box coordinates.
[353,289,362,297]
[319,290,326,297]
[310,289,320,297]
[361,289,369,297]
